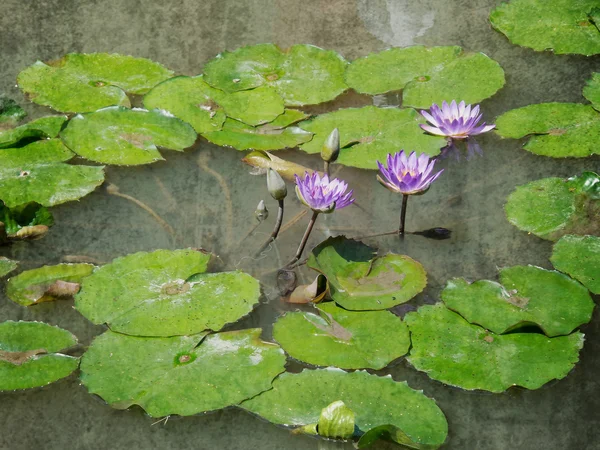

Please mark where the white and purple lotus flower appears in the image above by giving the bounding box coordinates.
[377,151,444,195]
[294,172,355,213]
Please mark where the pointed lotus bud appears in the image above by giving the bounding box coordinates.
[266,168,287,200]
[321,128,340,163]
[255,200,268,222]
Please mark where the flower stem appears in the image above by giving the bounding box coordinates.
[287,211,319,268]
[255,199,284,257]
[399,194,409,237]
[324,161,330,177]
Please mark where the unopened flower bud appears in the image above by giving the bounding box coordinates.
[255,200,268,222]
[321,128,340,163]
[266,168,287,200]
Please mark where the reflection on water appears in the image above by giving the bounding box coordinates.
[0,0,599,449]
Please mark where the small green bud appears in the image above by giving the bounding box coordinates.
[321,128,340,163]
[266,168,287,200]
[255,200,268,222]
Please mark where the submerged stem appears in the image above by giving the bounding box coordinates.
[255,199,285,257]
[399,194,409,237]
[287,211,319,268]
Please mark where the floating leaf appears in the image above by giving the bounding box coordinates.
[0,96,27,126]
[0,115,66,148]
[60,106,197,165]
[0,321,79,391]
[583,72,600,111]
[287,274,328,304]
[317,401,356,440]
[204,44,348,106]
[18,53,173,112]
[551,235,600,294]
[80,328,285,417]
[273,302,410,369]
[442,266,594,337]
[308,237,427,310]
[299,107,445,169]
[0,139,105,207]
[489,0,600,56]
[242,150,318,181]
[405,303,584,393]
[7,263,94,306]
[505,172,600,241]
[0,258,17,278]
[345,46,505,108]
[495,103,600,158]
[242,368,448,449]
[75,249,260,337]
[202,117,312,151]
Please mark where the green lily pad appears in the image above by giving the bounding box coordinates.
[80,328,285,417]
[298,107,445,169]
[489,0,600,56]
[495,103,600,158]
[0,115,66,148]
[583,72,600,111]
[144,75,285,130]
[0,139,105,207]
[0,258,17,278]
[0,321,79,391]
[273,302,410,369]
[345,46,505,108]
[242,368,448,449]
[0,96,27,126]
[551,235,600,294]
[203,44,348,106]
[442,265,594,337]
[7,263,94,306]
[75,249,260,337]
[202,116,313,151]
[505,172,600,241]
[18,53,173,113]
[60,106,197,165]
[307,237,427,311]
[0,201,53,236]
[405,303,584,393]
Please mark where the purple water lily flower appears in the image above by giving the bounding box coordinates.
[294,171,354,213]
[420,100,495,139]
[377,151,443,195]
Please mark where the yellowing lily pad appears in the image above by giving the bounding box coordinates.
[551,235,600,294]
[18,53,173,112]
[80,328,286,417]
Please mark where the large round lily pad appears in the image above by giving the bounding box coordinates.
[0,115,66,148]
[442,265,594,337]
[307,237,427,310]
[18,53,173,112]
[203,44,348,106]
[242,368,448,449]
[144,75,285,130]
[551,235,600,294]
[495,103,600,158]
[505,172,600,241]
[299,106,445,169]
[60,106,197,165]
[0,321,79,391]
[0,139,105,208]
[75,249,260,337]
[406,303,584,393]
[273,302,410,369]
[489,0,600,56]
[345,46,505,108]
[80,328,285,417]
[583,72,600,112]
[7,263,94,306]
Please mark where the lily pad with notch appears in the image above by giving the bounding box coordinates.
[551,234,600,294]
[345,46,505,108]
[74,249,261,337]
[0,115,66,148]
[273,302,410,369]
[7,263,94,306]
[242,368,448,449]
[405,303,584,393]
[203,43,348,106]
[442,265,594,337]
[18,53,174,113]
[0,321,79,391]
[504,172,600,241]
[80,328,286,417]
[307,236,427,311]
[60,106,197,165]
[298,106,445,169]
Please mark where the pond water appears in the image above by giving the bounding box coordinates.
[0,0,599,449]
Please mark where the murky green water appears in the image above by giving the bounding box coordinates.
[1,0,599,449]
